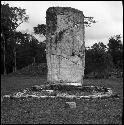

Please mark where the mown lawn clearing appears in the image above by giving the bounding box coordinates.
[1,76,123,124]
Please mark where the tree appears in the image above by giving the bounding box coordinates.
[107,35,123,77]
[15,33,31,69]
[85,42,113,78]
[13,32,46,70]
[108,35,123,69]
[33,24,46,36]
[1,3,13,75]
[1,3,29,39]
[1,3,29,73]
[28,35,40,65]
[84,16,96,27]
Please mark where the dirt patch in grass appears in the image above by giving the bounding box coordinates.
[1,76,123,124]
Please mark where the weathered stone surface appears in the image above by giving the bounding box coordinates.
[46,7,85,85]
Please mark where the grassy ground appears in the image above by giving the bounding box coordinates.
[1,75,123,124]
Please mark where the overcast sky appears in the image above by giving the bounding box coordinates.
[2,1,123,47]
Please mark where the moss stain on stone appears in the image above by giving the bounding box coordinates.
[55,29,67,44]
[46,8,57,35]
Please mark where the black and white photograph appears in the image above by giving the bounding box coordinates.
[1,1,123,124]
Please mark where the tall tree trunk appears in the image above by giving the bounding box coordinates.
[33,57,36,64]
[13,36,17,72]
[14,48,17,72]
[2,33,7,75]
[32,57,36,66]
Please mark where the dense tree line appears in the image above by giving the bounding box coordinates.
[1,31,46,74]
[85,35,123,78]
[85,42,113,78]
[1,3,46,74]
[1,3,123,78]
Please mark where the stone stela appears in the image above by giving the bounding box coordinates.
[46,7,85,86]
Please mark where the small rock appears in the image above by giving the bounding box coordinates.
[65,102,76,108]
